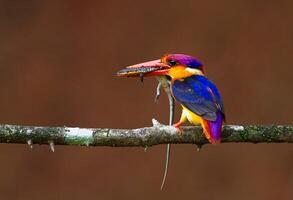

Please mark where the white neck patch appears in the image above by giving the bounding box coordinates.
[185,67,203,75]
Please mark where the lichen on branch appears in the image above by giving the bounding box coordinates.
[0,122,292,147]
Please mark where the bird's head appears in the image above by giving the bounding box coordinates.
[117,54,205,80]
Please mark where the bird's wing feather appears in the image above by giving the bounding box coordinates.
[171,75,225,121]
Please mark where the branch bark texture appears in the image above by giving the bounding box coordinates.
[0,122,292,147]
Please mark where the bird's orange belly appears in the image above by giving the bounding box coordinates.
[181,105,203,125]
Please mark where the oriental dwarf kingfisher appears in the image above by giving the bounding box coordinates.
[118,54,225,144]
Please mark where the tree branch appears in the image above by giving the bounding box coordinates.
[0,121,292,148]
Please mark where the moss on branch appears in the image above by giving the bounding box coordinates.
[0,123,292,147]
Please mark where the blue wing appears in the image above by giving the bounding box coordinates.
[171,75,225,121]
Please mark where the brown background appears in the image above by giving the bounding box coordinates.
[0,0,292,199]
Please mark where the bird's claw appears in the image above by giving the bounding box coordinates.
[173,126,183,135]
[172,122,184,135]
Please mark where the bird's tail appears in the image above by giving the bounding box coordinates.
[201,112,223,144]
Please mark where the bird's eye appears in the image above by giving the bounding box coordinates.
[168,60,177,66]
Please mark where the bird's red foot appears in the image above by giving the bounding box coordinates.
[173,121,184,135]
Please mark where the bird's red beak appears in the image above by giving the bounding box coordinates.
[117,59,170,77]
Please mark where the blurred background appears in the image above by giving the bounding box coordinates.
[0,0,292,199]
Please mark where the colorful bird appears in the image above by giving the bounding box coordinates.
[118,54,225,144]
